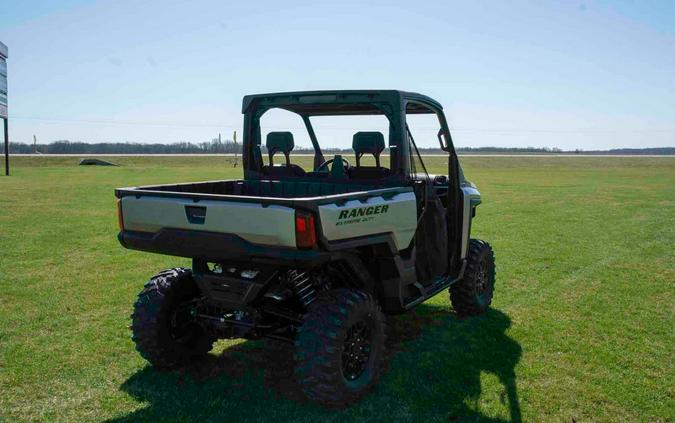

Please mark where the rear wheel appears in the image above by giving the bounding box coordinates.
[450,239,496,316]
[131,268,214,368]
[294,289,386,407]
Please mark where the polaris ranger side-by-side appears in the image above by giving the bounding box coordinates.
[115,90,495,406]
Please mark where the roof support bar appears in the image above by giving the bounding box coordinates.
[302,115,325,170]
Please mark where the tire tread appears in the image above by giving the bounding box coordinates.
[131,268,214,368]
[450,239,496,316]
[294,288,386,407]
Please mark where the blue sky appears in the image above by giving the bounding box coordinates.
[1,0,674,149]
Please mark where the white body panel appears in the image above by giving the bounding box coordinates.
[121,196,297,247]
[460,184,481,258]
[318,191,417,250]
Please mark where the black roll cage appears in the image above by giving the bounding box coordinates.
[241,90,457,183]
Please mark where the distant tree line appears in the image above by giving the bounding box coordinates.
[583,147,675,155]
[9,139,242,154]
[8,140,674,155]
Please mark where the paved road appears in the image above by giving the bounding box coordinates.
[9,153,674,158]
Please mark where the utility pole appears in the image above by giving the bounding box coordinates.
[33,135,37,154]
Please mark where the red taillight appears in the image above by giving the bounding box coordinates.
[117,199,124,230]
[295,211,316,249]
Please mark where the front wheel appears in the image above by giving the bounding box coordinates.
[131,268,214,368]
[294,289,386,407]
[450,239,496,316]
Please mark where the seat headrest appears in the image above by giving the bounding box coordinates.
[352,132,385,156]
[266,132,294,155]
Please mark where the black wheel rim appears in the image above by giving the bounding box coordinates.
[170,301,201,344]
[341,320,372,381]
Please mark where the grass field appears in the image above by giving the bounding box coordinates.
[0,156,673,423]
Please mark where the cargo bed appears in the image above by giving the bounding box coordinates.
[117,179,383,200]
[116,179,418,258]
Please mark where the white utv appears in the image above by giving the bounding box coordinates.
[115,90,495,407]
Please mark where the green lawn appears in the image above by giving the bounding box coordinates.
[0,156,673,422]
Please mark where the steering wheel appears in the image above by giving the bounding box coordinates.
[316,156,351,173]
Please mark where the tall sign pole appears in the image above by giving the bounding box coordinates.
[0,42,8,176]
[3,118,7,176]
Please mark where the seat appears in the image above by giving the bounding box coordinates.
[262,132,306,177]
[348,131,391,179]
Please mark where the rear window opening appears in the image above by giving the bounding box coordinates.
[258,107,393,174]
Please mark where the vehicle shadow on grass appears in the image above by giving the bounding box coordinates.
[107,307,521,423]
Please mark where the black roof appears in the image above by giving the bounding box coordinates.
[242,90,442,115]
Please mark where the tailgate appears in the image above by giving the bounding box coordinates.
[120,195,296,248]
